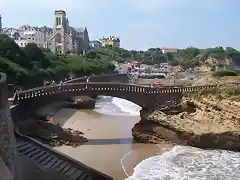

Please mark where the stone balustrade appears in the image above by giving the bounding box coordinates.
[15,82,217,101]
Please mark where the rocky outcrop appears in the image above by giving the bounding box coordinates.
[133,93,240,151]
[17,116,87,147]
[15,96,96,147]
[65,96,96,109]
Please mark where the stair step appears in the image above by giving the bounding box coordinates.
[31,151,46,160]
[17,141,28,148]
[60,164,71,175]
[26,148,41,158]
[77,172,88,180]
[21,146,37,155]
[43,157,58,169]
[17,143,33,151]
[36,153,50,164]
[70,170,84,180]
[56,162,69,171]
[39,156,54,166]
[65,167,77,177]
[51,160,63,169]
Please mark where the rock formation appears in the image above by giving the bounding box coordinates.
[133,85,240,151]
[0,73,20,180]
[15,97,94,147]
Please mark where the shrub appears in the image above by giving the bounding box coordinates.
[212,70,238,77]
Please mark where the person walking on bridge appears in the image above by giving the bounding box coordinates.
[86,77,90,89]
[51,80,55,86]
[59,80,63,90]
[150,82,154,88]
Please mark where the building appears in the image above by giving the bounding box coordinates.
[89,40,101,48]
[3,25,45,48]
[99,36,120,47]
[3,10,90,54]
[45,10,89,54]
[0,15,2,32]
[160,47,178,54]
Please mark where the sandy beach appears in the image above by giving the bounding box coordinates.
[53,108,173,179]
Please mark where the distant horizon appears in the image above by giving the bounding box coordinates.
[1,0,239,50]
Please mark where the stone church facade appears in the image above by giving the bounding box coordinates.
[45,10,89,54]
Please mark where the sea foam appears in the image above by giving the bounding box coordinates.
[126,145,240,180]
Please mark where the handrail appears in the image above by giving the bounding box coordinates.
[18,82,218,94]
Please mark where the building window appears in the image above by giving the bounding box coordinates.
[59,17,61,25]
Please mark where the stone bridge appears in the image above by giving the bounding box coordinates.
[14,82,217,108]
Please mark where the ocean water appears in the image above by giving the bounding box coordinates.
[94,96,240,180]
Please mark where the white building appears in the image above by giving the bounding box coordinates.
[160,47,178,54]
[99,36,120,47]
[4,25,45,48]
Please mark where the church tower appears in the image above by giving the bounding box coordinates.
[53,10,67,54]
[0,15,2,33]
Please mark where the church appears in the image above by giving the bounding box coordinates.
[46,10,89,54]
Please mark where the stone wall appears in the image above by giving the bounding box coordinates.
[0,73,19,180]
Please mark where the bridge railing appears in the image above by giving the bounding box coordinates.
[16,82,218,101]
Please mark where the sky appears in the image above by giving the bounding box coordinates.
[0,0,240,50]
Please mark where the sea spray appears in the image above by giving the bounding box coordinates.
[94,96,141,116]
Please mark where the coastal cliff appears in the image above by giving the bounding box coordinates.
[132,85,240,151]
[15,96,96,147]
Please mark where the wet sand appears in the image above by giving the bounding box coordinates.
[53,108,173,180]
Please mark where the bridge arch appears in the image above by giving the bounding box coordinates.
[15,83,217,108]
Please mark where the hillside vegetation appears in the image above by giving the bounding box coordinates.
[98,46,240,70]
[0,34,115,88]
[1,32,240,88]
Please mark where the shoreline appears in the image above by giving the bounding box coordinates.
[52,108,174,179]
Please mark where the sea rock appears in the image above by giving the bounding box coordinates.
[66,96,96,109]
[132,95,240,151]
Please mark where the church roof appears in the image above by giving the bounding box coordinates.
[75,27,86,32]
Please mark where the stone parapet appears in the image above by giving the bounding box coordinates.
[0,73,19,180]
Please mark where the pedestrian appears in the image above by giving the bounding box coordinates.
[59,80,63,90]
[150,82,154,88]
[86,77,90,89]
[157,81,161,87]
[52,80,55,86]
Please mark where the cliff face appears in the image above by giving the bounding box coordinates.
[133,94,240,151]
[15,96,95,147]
